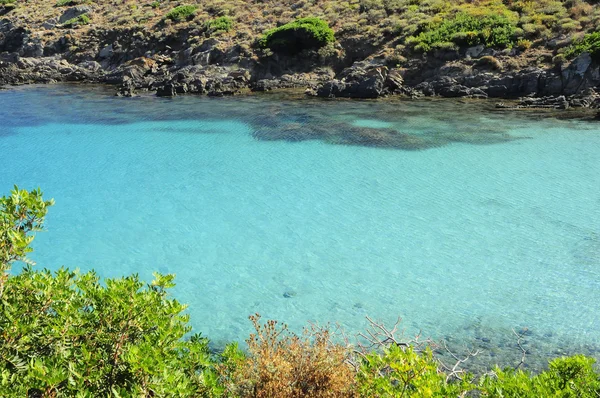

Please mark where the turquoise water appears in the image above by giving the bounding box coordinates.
[1,85,599,370]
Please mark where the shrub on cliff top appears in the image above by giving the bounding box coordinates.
[165,5,197,22]
[564,31,600,60]
[206,15,233,33]
[260,17,335,54]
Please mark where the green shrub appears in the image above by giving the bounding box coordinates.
[206,16,233,33]
[0,188,222,397]
[408,12,517,52]
[478,356,600,397]
[60,13,90,28]
[55,0,78,6]
[260,17,335,54]
[517,38,532,50]
[564,30,600,60]
[358,345,473,396]
[165,5,197,22]
[0,0,16,5]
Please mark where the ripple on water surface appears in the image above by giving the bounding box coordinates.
[1,86,599,371]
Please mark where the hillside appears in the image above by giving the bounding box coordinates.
[1,0,600,108]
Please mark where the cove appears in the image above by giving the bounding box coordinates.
[1,85,599,372]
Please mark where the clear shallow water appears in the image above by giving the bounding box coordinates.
[1,85,599,370]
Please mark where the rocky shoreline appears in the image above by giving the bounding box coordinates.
[1,7,600,114]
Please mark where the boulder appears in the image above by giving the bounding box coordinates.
[316,65,388,98]
[466,45,485,59]
[58,6,92,24]
[156,84,176,97]
[385,68,404,92]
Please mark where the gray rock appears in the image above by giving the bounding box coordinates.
[58,6,92,24]
[98,44,113,59]
[317,65,388,98]
[77,60,102,72]
[385,68,403,91]
[42,18,58,30]
[466,45,485,59]
[156,84,176,97]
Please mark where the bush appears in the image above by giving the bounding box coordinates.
[260,17,335,54]
[517,38,532,50]
[55,0,78,6]
[408,12,516,52]
[564,30,600,60]
[165,5,197,22]
[478,356,600,397]
[358,345,473,396]
[206,16,233,33]
[60,13,90,28]
[0,187,221,397]
[0,0,16,5]
[220,314,356,397]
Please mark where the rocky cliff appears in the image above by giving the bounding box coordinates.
[1,0,599,110]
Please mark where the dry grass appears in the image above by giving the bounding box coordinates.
[221,314,357,398]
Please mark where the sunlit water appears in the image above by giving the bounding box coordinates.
[1,85,599,371]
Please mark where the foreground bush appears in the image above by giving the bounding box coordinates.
[220,314,356,397]
[260,17,335,54]
[479,355,600,397]
[358,345,473,396]
[0,188,220,396]
[2,187,600,397]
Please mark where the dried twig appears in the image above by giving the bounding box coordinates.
[512,328,528,369]
[437,341,480,382]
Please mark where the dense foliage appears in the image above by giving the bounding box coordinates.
[206,16,234,33]
[165,5,197,22]
[0,188,221,396]
[2,187,600,397]
[407,12,517,52]
[260,17,335,54]
[565,31,600,60]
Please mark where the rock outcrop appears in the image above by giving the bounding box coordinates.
[0,14,599,112]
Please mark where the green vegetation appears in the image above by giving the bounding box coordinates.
[2,187,600,397]
[260,17,335,54]
[357,345,473,396]
[55,0,78,7]
[206,16,233,33]
[479,355,600,396]
[408,12,517,52]
[165,5,197,22]
[0,0,16,5]
[60,13,90,28]
[0,187,222,396]
[565,31,600,60]
[5,0,600,68]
